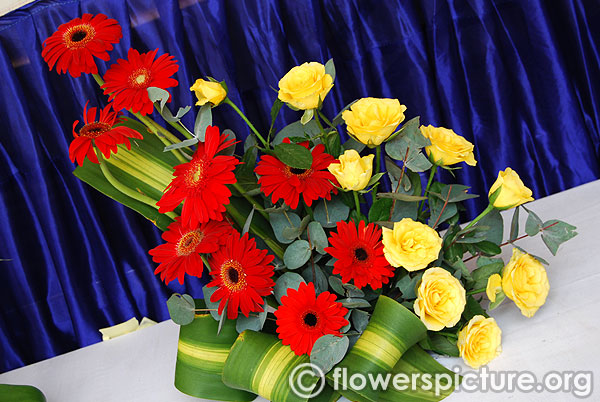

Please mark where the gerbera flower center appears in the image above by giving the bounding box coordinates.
[354,247,369,261]
[176,230,204,256]
[221,260,246,292]
[63,24,95,49]
[303,312,318,327]
[129,68,152,89]
[285,166,312,179]
[290,167,307,175]
[79,121,112,138]
[184,160,207,188]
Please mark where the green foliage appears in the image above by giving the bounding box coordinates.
[236,300,268,333]
[274,272,305,304]
[314,197,350,228]
[541,220,577,255]
[307,221,328,254]
[273,142,313,169]
[301,265,328,294]
[166,293,196,325]
[310,334,348,374]
[419,333,460,357]
[269,211,301,244]
[283,239,312,269]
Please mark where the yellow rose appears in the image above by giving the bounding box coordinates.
[420,125,477,166]
[189,79,227,106]
[414,267,466,331]
[486,273,502,302]
[457,315,502,369]
[501,248,549,318]
[488,168,534,209]
[342,98,407,146]
[327,150,374,191]
[382,218,443,271]
[277,62,334,110]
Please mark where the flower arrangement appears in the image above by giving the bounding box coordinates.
[43,13,578,402]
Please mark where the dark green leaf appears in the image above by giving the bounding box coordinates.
[470,261,504,290]
[395,273,421,299]
[301,265,328,294]
[431,184,479,203]
[368,198,393,223]
[510,206,520,241]
[338,298,371,309]
[242,206,255,235]
[463,295,488,321]
[474,209,504,245]
[328,275,346,295]
[332,100,358,127]
[419,333,460,357]
[273,142,313,169]
[472,241,502,256]
[273,120,320,144]
[324,58,336,82]
[377,192,427,202]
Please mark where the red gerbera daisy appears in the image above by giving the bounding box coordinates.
[101,48,179,115]
[206,232,275,319]
[157,126,239,226]
[275,282,348,356]
[148,217,234,285]
[69,102,143,165]
[324,220,395,290]
[42,13,122,77]
[255,140,338,209]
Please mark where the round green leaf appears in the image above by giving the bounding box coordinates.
[283,239,311,270]
[274,272,306,304]
[166,293,196,325]
[310,334,349,374]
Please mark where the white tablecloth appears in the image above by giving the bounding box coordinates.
[2,180,599,401]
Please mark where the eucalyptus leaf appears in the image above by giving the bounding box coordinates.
[328,276,346,295]
[202,286,223,321]
[242,206,255,235]
[395,274,420,299]
[324,58,336,82]
[510,206,520,241]
[432,184,479,203]
[332,99,358,127]
[351,309,370,333]
[377,192,427,202]
[221,129,236,155]
[166,293,195,325]
[525,208,543,237]
[164,137,198,152]
[194,104,212,141]
[310,334,348,374]
[342,137,366,152]
[273,120,320,145]
[307,221,328,254]
[338,298,371,309]
[236,300,268,333]
[474,209,503,245]
[541,220,578,255]
[314,197,350,228]
[283,240,312,270]
[274,272,306,304]
[301,265,328,294]
[269,211,301,244]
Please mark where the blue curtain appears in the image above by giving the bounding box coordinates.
[1,0,598,372]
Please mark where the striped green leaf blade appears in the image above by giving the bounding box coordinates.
[174,300,255,401]
[222,330,320,402]
[378,345,460,401]
[73,123,177,231]
[326,296,428,402]
[0,384,46,402]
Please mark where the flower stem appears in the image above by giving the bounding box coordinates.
[153,104,194,140]
[95,147,177,220]
[353,191,362,219]
[417,164,438,215]
[372,145,382,196]
[223,98,268,148]
[466,287,486,296]
[232,182,269,220]
[462,203,495,232]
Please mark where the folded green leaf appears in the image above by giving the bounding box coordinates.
[274,142,313,169]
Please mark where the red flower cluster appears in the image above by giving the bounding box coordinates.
[206,232,275,319]
[157,126,239,227]
[325,220,395,290]
[102,48,179,115]
[275,282,348,356]
[255,140,338,209]
[70,102,143,165]
[42,13,122,77]
[148,218,233,285]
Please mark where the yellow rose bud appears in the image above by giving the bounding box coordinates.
[382,218,442,271]
[486,273,502,302]
[277,62,334,110]
[327,150,374,191]
[414,267,466,331]
[457,315,502,369]
[342,98,407,147]
[501,248,549,318]
[189,79,227,106]
[420,125,477,166]
[488,168,534,209]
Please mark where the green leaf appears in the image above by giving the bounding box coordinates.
[314,196,350,228]
[166,293,196,325]
[242,206,255,235]
[328,275,346,295]
[307,221,328,254]
[385,118,433,172]
[432,184,479,203]
[428,197,458,227]
[525,207,543,236]
[448,258,472,281]
[236,300,268,333]
[273,142,313,169]
[164,137,198,152]
[194,104,212,141]
[470,261,504,290]
[273,120,320,144]
[324,130,343,158]
[368,198,393,223]
[338,298,371,308]
[310,334,348,374]
[282,214,310,240]
[301,108,314,125]
[202,286,223,321]
[351,309,370,333]
[419,333,460,357]
[283,239,312,270]
[324,58,336,82]
[366,172,385,188]
[269,98,284,132]
[541,220,578,255]
[395,273,421,299]
[463,295,488,321]
[376,192,427,202]
[269,211,301,245]
[510,206,520,241]
[514,245,550,265]
[472,240,502,256]
[301,265,328,294]
[274,272,306,304]
[474,208,504,244]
